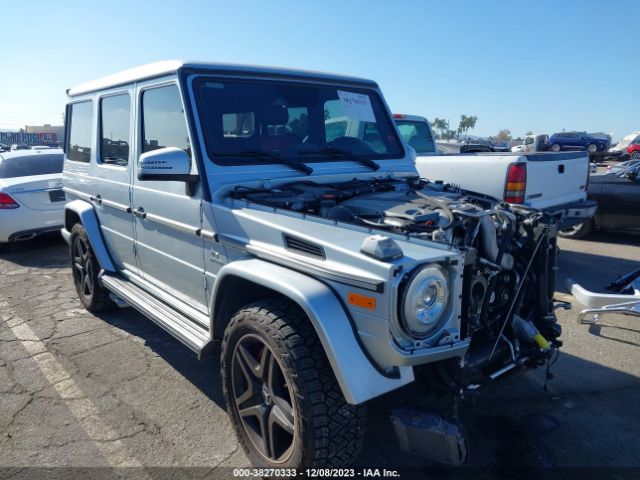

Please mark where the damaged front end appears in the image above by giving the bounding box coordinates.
[231,175,564,463]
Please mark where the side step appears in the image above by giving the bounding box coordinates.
[101,273,210,354]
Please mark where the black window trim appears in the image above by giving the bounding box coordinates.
[98,91,132,168]
[66,99,94,163]
[192,75,406,168]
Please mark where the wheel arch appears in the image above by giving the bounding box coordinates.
[210,258,413,405]
[64,199,116,272]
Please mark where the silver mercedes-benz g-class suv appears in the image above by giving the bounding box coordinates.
[62,61,563,469]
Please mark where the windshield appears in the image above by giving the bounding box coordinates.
[0,154,63,178]
[614,134,637,149]
[395,120,436,154]
[195,78,403,166]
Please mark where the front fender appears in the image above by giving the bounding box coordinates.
[212,258,413,405]
[64,199,116,272]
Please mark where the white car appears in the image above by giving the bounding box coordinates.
[0,149,65,243]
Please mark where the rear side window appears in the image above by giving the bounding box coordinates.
[396,120,436,154]
[0,154,64,178]
[100,94,130,166]
[67,101,94,162]
[141,85,191,158]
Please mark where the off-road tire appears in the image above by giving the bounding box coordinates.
[221,299,367,470]
[558,219,594,239]
[70,223,114,312]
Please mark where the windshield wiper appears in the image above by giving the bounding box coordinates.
[213,149,313,175]
[300,147,380,171]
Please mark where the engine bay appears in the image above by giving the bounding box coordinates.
[230,176,563,390]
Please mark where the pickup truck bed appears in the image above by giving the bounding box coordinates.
[415,151,597,227]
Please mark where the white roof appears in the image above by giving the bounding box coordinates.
[67,60,377,96]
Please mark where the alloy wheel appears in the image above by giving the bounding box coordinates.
[72,236,93,298]
[231,333,296,463]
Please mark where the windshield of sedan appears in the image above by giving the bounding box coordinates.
[195,78,403,166]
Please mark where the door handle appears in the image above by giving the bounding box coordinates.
[133,207,146,219]
[89,195,102,205]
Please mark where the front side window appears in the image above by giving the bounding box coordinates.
[395,120,436,154]
[524,136,534,145]
[142,85,191,158]
[67,101,93,162]
[0,154,64,178]
[100,94,130,166]
[195,78,403,166]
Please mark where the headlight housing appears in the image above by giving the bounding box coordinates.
[400,264,449,338]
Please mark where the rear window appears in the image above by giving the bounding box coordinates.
[0,154,64,178]
[67,101,94,162]
[395,120,436,154]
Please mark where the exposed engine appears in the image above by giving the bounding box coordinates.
[230,177,563,392]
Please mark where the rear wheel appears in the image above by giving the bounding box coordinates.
[550,143,561,152]
[587,143,598,153]
[70,223,113,312]
[221,299,367,469]
[559,220,593,239]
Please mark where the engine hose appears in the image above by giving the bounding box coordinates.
[415,190,455,228]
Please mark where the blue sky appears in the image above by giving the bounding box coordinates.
[1,0,638,140]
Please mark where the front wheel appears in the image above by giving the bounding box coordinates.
[558,220,593,239]
[70,223,114,312]
[631,151,640,159]
[221,299,367,469]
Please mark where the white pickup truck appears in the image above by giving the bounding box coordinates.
[394,114,598,230]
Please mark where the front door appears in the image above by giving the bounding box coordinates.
[131,81,207,312]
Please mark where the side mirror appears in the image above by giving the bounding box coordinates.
[138,147,198,182]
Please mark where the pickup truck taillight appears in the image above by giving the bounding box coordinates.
[0,192,19,209]
[504,163,526,203]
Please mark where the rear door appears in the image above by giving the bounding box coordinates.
[131,81,207,312]
[90,90,137,273]
[525,152,589,208]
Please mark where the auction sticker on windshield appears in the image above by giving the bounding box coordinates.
[337,90,375,122]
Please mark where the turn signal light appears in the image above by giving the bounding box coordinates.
[0,192,19,209]
[504,163,527,203]
[348,292,376,310]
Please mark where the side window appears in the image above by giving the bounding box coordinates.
[325,121,347,143]
[100,94,130,166]
[525,137,534,145]
[142,85,191,158]
[363,123,385,153]
[223,112,255,138]
[67,101,93,162]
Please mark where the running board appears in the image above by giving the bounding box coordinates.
[100,273,210,354]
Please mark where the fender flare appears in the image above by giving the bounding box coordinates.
[64,199,116,272]
[211,258,413,405]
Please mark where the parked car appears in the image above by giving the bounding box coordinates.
[393,114,437,155]
[609,131,640,159]
[0,143,9,152]
[10,144,30,151]
[510,134,549,153]
[404,116,596,227]
[548,131,610,153]
[0,148,65,243]
[559,163,640,238]
[62,61,565,469]
[606,159,640,175]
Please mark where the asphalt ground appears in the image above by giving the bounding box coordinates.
[0,231,638,480]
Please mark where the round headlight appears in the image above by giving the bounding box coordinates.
[401,265,449,338]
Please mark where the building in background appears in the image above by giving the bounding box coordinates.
[0,124,64,146]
